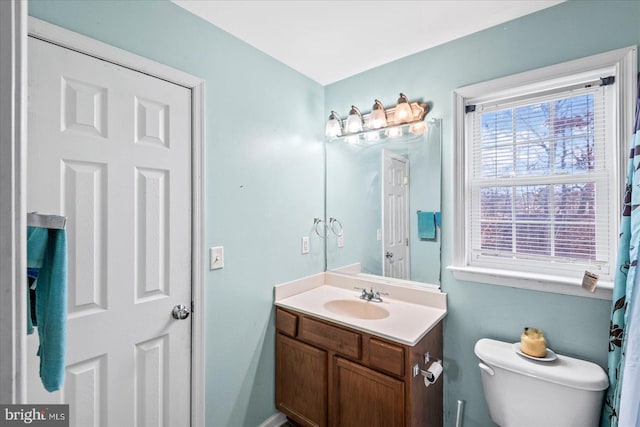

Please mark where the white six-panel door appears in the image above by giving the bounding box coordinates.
[382,150,410,280]
[27,37,192,427]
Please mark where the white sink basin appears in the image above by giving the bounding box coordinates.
[323,299,390,320]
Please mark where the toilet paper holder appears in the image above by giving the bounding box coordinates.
[414,360,442,379]
[412,357,443,381]
[421,362,442,382]
[417,359,443,389]
[412,351,443,388]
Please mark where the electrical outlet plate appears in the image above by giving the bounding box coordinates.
[337,234,344,248]
[301,236,310,254]
[210,246,224,270]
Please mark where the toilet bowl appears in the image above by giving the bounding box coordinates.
[474,338,608,427]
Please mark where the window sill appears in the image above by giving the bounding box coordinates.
[447,265,612,300]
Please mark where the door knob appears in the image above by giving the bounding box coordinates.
[385,251,393,259]
[172,304,190,320]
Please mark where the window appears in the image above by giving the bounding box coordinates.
[471,85,612,276]
[450,47,637,298]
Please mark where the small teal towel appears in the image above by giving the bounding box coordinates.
[418,211,436,239]
[27,226,67,392]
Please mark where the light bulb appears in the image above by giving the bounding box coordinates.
[325,111,342,137]
[409,121,427,135]
[386,127,403,138]
[394,93,414,124]
[345,105,363,133]
[369,99,387,129]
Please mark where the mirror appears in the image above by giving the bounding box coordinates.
[325,118,442,285]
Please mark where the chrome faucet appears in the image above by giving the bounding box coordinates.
[354,287,389,303]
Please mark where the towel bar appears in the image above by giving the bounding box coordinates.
[27,212,67,230]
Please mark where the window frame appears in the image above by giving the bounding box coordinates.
[449,47,637,300]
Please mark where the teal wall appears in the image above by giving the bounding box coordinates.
[27,0,640,426]
[28,1,324,426]
[325,1,640,426]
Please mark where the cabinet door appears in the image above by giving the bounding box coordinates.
[333,357,404,427]
[276,333,328,427]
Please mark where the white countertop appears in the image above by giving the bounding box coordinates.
[274,272,447,346]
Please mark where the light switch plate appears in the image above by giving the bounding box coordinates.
[210,246,224,270]
[301,236,310,254]
[377,228,382,241]
[337,234,344,248]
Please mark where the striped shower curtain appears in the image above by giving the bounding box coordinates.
[601,73,640,427]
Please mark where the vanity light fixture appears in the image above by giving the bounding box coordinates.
[324,93,429,143]
[325,110,343,137]
[345,105,364,134]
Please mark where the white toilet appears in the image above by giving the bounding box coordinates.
[474,338,609,427]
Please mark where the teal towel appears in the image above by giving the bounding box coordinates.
[418,211,436,239]
[27,226,67,392]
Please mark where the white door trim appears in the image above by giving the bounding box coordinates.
[23,17,206,426]
[0,0,28,405]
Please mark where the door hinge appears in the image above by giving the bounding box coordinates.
[406,238,409,246]
[191,301,195,314]
[404,176,409,185]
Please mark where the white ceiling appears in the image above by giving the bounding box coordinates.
[171,0,564,85]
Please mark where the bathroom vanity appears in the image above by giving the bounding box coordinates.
[274,272,446,427]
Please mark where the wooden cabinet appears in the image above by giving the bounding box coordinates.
[333,357,404,427]
[275,307,443,427]
[276,333,328,427]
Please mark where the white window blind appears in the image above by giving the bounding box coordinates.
[466,82,615,279]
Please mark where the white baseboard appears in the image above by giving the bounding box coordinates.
[258,412,287,427]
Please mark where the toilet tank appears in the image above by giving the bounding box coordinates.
[474,338,608,427]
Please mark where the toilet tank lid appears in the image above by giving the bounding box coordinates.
[474,338,608,391]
